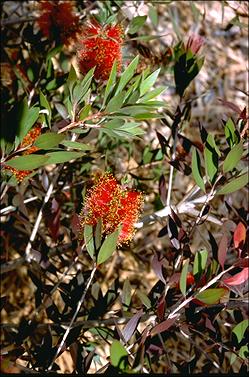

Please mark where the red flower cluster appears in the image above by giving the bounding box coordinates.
[77,21,124,81]
[79,172,143,245]
[6,125,41,182]
[37,1,80,45]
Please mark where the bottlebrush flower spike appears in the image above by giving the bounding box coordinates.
[37,0,80,45]
[80,172,119,226]
[79,172,143,245]
[6,125,41,182]
[77,21,124,81]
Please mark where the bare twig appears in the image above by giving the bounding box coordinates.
[47,265,97,371]
[1,16,35,26]
[25,180,54,262]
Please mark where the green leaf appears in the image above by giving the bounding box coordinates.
[180,259,189,296]
[134,112,162,120]
[60,141,93,151]
[239,345,249,360]
[106,91,126,113]
[148,5,158,27]
[195,288,228,305]
[34,133,65,149]
[67,64,77,98]
[6,154,49,170]
[72,67,94,104]
[78,104,91,120]
[217,172,248,195]
[16,99,40,142]
[40,91,52,127]
[224,118,239,147]
[191,148,205,192]
[128,15,147,34]
[232,319,249,344]
[139,86,166,102]
[223,142,243,173]
[84,224,95,260]
[204,134,219,185]
[136,290,151,309]
[140,68,160,96]
[97,228,119,265]
[45,151,85,164]
[193,249,208,277]
[115,56,139,94]
[103,60,117,107]
[46,45,62,63]
[110,340,128,369]
[94,219,102,251]
[122,278,132,310]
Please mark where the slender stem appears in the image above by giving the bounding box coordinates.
[1,313,157,331]
[47,265,97,371]
[166,130,178,207]
[25,181,54,262]
[1,16,35,26]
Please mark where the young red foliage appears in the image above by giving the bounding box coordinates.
[233,222,247,250]
[77,21,124,81]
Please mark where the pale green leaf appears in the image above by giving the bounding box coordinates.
[6,154,49,170]
[106,91,126,113]
[140,68,160,96]
[217,172,248,195]
[60,141,93,151]
[180,259,189,296]
[195,288,228,305]
[136,290,151,309]
[110,340,128,369]
[97,228,119,265]
[128,15,147,34]
[232,319,249,344]
[45,151,85,164]
[193,249,208,276]
[115,56,139,94]
[34,133,65,149]
[223,142,243,173]
[84,224,95,260]
[103,60,117,107]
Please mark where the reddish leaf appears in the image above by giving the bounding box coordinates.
[151,253,166,284]
[159,174,167,205]
[45,198,61,242]
[235,257,249,268]
[151,317,177,337]
[71,212,80,237]
[218,233,228,270]
[157,295,166,321]
[122,309,143,343]
[234,222,246,249]
[218,98,242,114]
[223,268,249,286]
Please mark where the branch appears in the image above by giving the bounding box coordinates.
[47,265,97,371]
[25,181,54,262]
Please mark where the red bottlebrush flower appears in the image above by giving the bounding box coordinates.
[80,172,119,226]
[115,191,143,244]
[5,125,41,182]
[79,172,143,245]
[77,21,124,81]
[185,34,204,55]
[37,1,80,45]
